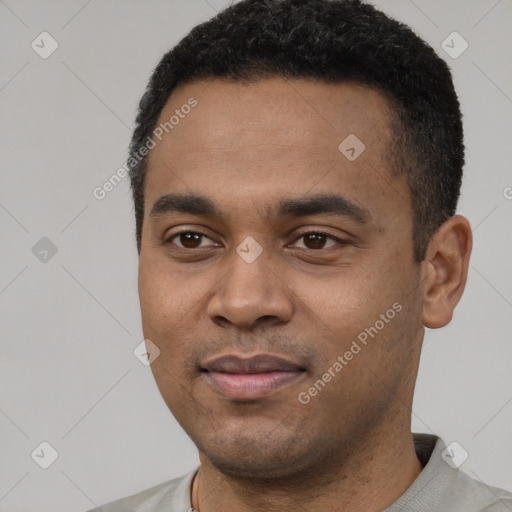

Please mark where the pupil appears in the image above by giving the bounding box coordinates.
[181,233,201,248]
[305,233,325,249]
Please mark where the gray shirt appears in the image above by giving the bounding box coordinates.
[87,433,512,511]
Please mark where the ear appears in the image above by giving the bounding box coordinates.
[420,215,472,329]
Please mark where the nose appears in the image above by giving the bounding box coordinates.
[206,247,294,330]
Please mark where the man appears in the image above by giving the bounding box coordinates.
[89,0,512,510]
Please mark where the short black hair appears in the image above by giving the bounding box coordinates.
[128,0,464,262]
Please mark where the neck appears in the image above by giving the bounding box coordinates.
[191,426,423,512]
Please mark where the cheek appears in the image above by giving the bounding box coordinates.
[295,266,384,333]
[137,258,217,372]
[294,258,416,376]
[138,263,198,410]
[138,259,194,327]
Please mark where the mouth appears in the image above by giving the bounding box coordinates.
[200,353,307,401]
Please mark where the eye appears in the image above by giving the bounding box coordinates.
[166,231,217,249]
[291,231,347,250]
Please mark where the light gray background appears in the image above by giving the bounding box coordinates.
[0,1,511,510]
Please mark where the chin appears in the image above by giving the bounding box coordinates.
[193,422,327,482]
[203,447,311,481]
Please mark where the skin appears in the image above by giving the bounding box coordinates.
[137,77,472,512]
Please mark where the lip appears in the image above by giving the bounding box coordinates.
[201,354,306,401]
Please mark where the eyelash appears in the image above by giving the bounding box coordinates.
[164,230,348,251]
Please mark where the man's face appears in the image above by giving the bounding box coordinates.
[138,78,425,479]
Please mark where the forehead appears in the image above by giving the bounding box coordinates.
[151,76,393,157]
[143,77,407,222]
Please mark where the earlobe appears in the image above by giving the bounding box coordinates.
[421,215,473,329]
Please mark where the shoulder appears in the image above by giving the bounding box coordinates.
[432,441,512,511]
[449,468,512,511]
[388,434,512,512]
[472,477,512,512]
[482,497,512,511]
[463,475,512,511]
[85,469,197,512]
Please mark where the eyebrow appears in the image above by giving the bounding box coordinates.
[149,192,369,224]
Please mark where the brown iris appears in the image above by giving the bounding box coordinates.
[302,233,329,249]
[179,232,203,248]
